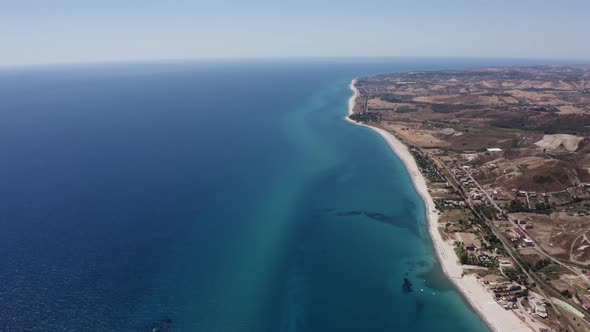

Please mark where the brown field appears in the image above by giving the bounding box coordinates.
[439,208,474,224]
[453,232,481,247]
[511,212,590,263]
[385,123,450,148]
[353,65,590,194]
[559,105,586,115]
[367,98,401,109]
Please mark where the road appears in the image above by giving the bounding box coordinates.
[464,162,590,287]
[357,90,586,330]
[462,165,587,330]
[434,155,581,331]
[465,171,503,212]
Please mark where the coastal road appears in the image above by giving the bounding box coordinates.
[465,165,590,287]
[436,155,581,331]
[468,169,590,288]
[462,172,587,331]
[359,99,586,330]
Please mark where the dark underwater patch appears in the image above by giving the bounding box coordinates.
[335,210,363,216]
[334,210,419,235]
[402,278,413,293]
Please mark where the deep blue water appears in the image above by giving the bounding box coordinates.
[0,58,568,331]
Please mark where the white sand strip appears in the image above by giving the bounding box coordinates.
[345,79,532,332]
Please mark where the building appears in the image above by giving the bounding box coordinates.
[532,299,548,318]
[498,258,513,268]
[514,227,526,239]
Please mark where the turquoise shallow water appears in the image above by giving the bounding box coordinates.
[274,77,488,332]
[0,58,565,330]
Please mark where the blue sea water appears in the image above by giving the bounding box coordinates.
[0,58,566,331]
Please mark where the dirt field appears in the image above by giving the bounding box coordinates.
[511,212,590,263]
[559,105,587,115]
[385,123,451,148]
[439,208,473,223]
[535,134,585,152]
[454,232,481,247]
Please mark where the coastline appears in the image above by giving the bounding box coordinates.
[345,79,532,332]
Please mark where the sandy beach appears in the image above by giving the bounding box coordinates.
[345,79,532,332]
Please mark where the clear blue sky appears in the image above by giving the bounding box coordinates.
[2,0,590,66]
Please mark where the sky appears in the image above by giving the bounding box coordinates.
[2,0,590,66]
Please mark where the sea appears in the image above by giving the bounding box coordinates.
[0,58,566,331]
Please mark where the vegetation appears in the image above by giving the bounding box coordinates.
[503,268,519,281]
[349,112,379,123]
[506,200,530,213]
[380,95,403,103]
[537,263,563,280]
[455,244,469,265]
[531,258,551,272]
[430,103,486,113]
[395,106,418,113]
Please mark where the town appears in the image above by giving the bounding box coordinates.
[351,65,590,332]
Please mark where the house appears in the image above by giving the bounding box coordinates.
[532,299,548,318]
[523,238,534,247]
[493,282,527,300]
[514,227,526,239]
[498,258,513,268]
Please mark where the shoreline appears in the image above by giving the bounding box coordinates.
[345,79,532,332]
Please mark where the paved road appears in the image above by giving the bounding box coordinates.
[466,171,503,212]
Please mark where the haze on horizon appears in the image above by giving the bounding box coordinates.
[2,0,590,67]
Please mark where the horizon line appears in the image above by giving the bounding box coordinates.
[1,55,590,70]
